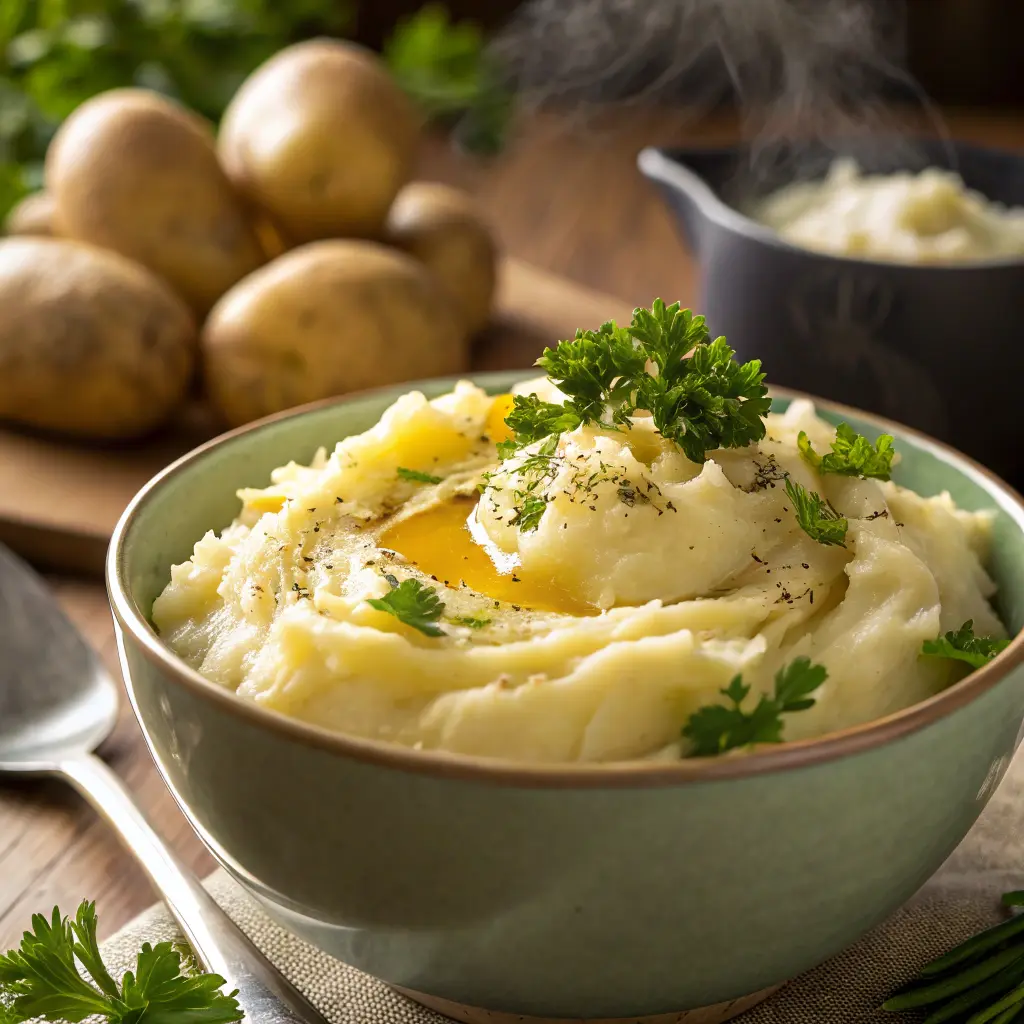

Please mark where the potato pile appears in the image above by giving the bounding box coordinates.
[0,39,497,439]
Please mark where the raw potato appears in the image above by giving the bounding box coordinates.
[0,238,195,439]
[202,240,468,427]
[45,88,265,315]
[4,192,56,237]
[218,39,421,242]
[386,182,498,334]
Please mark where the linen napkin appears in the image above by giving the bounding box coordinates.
[97,751,1024,1023]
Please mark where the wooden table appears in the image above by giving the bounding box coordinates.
[3,107,1024,952]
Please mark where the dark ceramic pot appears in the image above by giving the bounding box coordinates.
[639,139,1024,486]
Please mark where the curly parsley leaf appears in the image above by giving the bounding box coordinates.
[367,575,446,637]
[785,477,848,547]
[510,299,769,464]
[921,619,1010,669]
[0,901,242,1024]
[497,394,582,458]
[798,423,895,481]
[537,320,646,426]
[397,467,443,485]
[636,331,771,465]
[682,657,828,757]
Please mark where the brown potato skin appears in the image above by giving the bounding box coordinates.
[4,192,56,237]
[386,182,498,335]
[218,39,421,242]
[0,238,195,439]
[46,88,265,315]
[202,240,468,427]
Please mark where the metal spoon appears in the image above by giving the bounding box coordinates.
[0,543,328,1024]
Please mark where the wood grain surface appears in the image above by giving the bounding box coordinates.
[2,107,1023,953]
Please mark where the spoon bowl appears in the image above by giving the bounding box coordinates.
[0,545,119,770]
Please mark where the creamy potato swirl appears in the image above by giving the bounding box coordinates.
[153,379,1003,763]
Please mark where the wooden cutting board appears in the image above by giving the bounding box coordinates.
[0,258,631,576]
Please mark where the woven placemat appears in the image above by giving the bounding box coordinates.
[97,752,1024,1024]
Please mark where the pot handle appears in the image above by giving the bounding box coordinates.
[637,147,718,255]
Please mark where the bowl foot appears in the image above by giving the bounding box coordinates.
[392,983,781,1024]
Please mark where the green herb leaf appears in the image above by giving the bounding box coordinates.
[497,394,582,457]
[537,320,647,426]
[682,657,828,757]
[511,299,770,465]
[367,575,446,637]
[785,477,848,547]
[0,901,242,1024]
[508,494,548,532]
[921,619,1009,669]
[449,615,491,629]
[798,423,896,480]
[397,467,443,485]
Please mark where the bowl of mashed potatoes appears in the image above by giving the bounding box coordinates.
[639,138,1024,486]
[108,303,1024,1022]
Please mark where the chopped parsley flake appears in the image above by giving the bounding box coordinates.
[397,467,443,485]
[450,615,491,629]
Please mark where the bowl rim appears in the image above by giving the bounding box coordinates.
[107,375,1024,789]
[637,138,1024,273]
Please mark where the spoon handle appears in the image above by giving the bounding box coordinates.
[59,752,329,1024]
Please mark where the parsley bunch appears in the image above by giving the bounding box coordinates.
[922,619,1010,669]
[505,299,771,466]
[682,657,828,757]
[0,902,241,1024]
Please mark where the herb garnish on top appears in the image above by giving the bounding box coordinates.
[498,299,771,466]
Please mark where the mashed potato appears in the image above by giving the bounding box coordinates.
[753,158,1024,263]
[153,379,1004,763]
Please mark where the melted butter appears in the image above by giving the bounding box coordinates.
[485,393,516,444]
[379,497,594,616]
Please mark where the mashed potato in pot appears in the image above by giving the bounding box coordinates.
[752,158,1024,263]
[154,359,1005,763]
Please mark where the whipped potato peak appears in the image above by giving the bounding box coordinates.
[753,158,1024,264]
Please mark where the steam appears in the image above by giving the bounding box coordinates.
[491,0,953,189]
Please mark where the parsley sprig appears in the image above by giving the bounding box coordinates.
[921,619,1010,669]
[0,901,242,1024]
[505,299,770,465]
[798,423,896,481]
[682,657,828,757]
[367,575,446,637]
[785,478,849,547]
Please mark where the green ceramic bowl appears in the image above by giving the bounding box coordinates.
[107,374,1024,1024]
